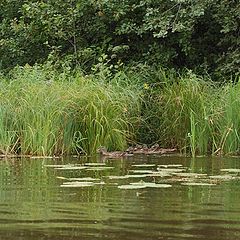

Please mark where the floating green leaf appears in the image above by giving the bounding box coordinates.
[157,168,186,173]
[124,174,149,178]
[84,163,106,166]
[54,166,88,170]
[56,176,68,180]
[209,175,236,180]
[86,167,114,171]
[45,164,74,168]
[148,172,171,177]
[220,169,240,173]
[130,182,172,188]
[60,182,94,187]
[108,175,130,180]
[68,177,101,181]
[118,185,147,190]
[132,164,156,167]
[158,164,183,168]
[130,170,155,174]
[172,173,207,178]
[94,181,106,185]
[181,182,216,186]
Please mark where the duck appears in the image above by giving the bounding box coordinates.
[129,143,177,155]
[154,147,177,155]
[146,143,160,154]
[97,147,133,158]
[130,144,149,154]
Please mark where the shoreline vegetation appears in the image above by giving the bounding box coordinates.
[0,64,239,157]
[1,1,239,158]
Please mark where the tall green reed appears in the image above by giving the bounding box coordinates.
[0,65,141,156]
[1,64,239,157]
[140,70,217,156]
[215,78,240,155]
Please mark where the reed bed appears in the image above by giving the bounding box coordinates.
[215,80,240,155]
[0,66,141,156]
[139,68,240,156]
[0,65,239,156]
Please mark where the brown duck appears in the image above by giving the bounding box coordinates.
[97,147,133,158]
[127,144,177,155]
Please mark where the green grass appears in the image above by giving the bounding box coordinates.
[152,72,216,155]
[215,80,240,155]
[137,67,240,156]
[0,64,239,156]
[0,65,141,156]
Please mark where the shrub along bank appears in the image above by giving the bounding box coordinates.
[0,65,141,156]
[0,64,240,156]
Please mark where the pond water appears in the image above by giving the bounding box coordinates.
[1,155,240,240]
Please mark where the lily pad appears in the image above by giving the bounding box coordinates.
[84,163,106,166]
[44,164,74,168]
[108,175,130,180]
[209,175,236,180]
[131,164,156,167]
[158,164,183,168]
[130,182,172,188]
[31,156,54,159]
[54,166,88,170]
[157,168,186,173]
[68,177,101,181]
[172,173,207,178]
[181,182,216,186]
[60,182,94,187]
[56,176,68,180]
[148,172,171,177]
[118,184,147,190]
[124,174,149,178]
[167,177,193,183]
[220,169,240,173]
[130,170,155,174]
[86,166,114,171]
[144,183,172,188]
[94,181,106,185]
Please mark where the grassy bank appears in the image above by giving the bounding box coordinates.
[139,68,240,156]
[0,64,239,156]
[0,65,141,156]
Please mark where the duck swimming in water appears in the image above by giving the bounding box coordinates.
[97,147,133,158]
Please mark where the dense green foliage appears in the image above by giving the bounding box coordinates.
[0,65,240,156]
[139,69,240,156]
[1,0,239,77]
[0,1,240,156]
[0,65,141,155]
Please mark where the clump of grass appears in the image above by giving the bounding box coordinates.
[139,69,218,156]
[138,68,240,156]
[1,64,239,157]
[0,65,141,156]
[215,78,240,155]
[72,75,141,154]
[159,72,217,155]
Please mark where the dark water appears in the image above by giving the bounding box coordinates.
[1,155,240,240]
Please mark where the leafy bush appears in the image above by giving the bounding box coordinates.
[1,0,239,77]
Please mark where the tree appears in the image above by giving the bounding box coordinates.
[1,0,239,77]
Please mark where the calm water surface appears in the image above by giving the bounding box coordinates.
[1,155,240,240]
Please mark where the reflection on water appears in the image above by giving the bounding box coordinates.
[0,156,240,240]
